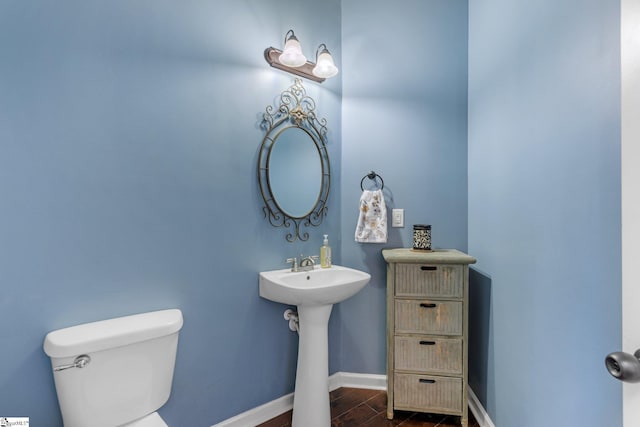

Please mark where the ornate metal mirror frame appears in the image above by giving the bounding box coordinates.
[258,79,331,242]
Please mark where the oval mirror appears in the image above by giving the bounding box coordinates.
[268,127,322,218]
[258,79,331,242]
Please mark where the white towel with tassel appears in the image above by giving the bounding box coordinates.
[355,189,387,243]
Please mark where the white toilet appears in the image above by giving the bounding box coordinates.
[43,309,183,427]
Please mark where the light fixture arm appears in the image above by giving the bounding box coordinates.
[315,43,329,60]
[284,29,296,45]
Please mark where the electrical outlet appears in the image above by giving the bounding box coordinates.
[392,209,404,227]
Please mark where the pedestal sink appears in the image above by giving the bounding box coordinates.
[259,265,371,427]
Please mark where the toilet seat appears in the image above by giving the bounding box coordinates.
[120,412,168,427]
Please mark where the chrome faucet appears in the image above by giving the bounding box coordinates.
[299,255,319,271]
[286,255,319,272]
[286,257,299,272]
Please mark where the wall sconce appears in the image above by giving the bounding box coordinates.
[264,30,339,83]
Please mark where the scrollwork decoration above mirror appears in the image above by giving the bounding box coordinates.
[258,79,330,242]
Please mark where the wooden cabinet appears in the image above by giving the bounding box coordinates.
[382,248,476,426]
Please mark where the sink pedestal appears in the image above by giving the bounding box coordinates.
[291,304,333,427]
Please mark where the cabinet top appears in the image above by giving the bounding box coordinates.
[382,248,476,265]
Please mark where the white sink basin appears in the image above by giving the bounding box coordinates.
[259,265,371,306]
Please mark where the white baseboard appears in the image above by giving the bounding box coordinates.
[211,372,495,427]
[328,371,387,391]
[468,387,496,427]
[210,391,294,427]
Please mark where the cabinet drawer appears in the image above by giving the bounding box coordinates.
[395,300,462,335]
[395,264,463,298]
[394,373,463,413]
[394,336,462,374]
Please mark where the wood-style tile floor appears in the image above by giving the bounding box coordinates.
[257,387,480,427]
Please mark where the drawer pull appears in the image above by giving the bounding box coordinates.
[419,379,436,384]
[419,340,436,346]
[420,266,438,271]
[419,303,437,308]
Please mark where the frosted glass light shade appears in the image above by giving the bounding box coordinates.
[279,37,307,67]
[312,49,338,79]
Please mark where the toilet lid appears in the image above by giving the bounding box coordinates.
[120,412,168,427]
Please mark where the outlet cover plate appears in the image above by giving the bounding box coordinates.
[392,209,404,227]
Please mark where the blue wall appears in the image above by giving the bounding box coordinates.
[0,1,341,425]
[339,0,469,374]
[467,0,622,426]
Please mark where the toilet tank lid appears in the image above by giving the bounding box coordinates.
[43,309,183,358]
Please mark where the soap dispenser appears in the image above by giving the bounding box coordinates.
[320,234,332,268]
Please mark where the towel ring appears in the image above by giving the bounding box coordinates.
[360,171,384,191]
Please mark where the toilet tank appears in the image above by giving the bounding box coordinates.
[43,309,183,427]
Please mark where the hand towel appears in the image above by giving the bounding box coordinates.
[355,189,387,243]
